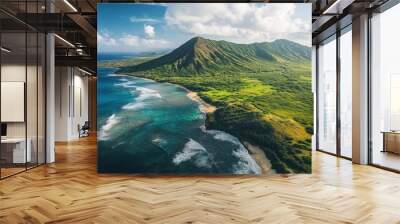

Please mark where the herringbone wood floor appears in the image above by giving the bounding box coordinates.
[1,135,400,224]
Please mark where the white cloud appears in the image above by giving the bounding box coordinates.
[164,3,311,45]
[119,34,169,48]
[97,32,117,46]
[119,34,140,46]
[144,25,156,38]
[98,31,170,53]
[130,17,160,23]
[98,25,164,52]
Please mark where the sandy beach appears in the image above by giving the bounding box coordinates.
[243,141,275,174]
[186,91,216,114]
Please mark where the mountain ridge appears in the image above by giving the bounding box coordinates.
[116,36,310,74]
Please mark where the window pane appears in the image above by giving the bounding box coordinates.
[371,3,400,171]
[340,28,352,158]
[318,36,337,154]
[1,31,27,177]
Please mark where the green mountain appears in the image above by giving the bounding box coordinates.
[117,37,310,74]
[116,37,312,174]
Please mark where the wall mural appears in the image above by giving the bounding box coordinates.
[97,3,312,174]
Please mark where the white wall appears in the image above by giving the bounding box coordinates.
[1,64,26,138]
[55,67,89,141]
[55,66,69,141]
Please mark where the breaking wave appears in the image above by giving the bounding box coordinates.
[113,77,163,111]
[200,126,261,174]
[135,87,162,101]
[122,102,146,110]
[99,114,120,140]
[114,80,136,89]
[173,139,211,168]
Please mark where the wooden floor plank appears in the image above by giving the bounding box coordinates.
[0,135,400,223]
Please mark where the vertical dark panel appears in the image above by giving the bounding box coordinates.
[336,29,341,157]
[25,0,28,171]
[44,2,47,165]
[37,0,39,167]
[72,68,75,118]
[367,11,373,165]
[315,45,319,151]
[44,17,47,165]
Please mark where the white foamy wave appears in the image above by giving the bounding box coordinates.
[114,80,136,88]
[118,86,161,111]
[201,127,241,145]
[173,139,211,168]
[212,131,241,145]
[99,114,120,140]
[107,74,118,77]
[200,126,261,174]
[135,87,162,101]
[152,137,168,146]
[122,102,146,110]
[232,148,261,174]
[213,132,261,174]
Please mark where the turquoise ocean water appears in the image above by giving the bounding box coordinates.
[97,67,261,174]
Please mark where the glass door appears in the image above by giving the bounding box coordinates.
[1,30,28,178]
[0,1,47,179]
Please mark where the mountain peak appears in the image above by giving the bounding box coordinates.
[272,39,307,47]
[117,37,311,75]
[187,36,208,45]
[190,36,210,48]
[191,36,205,41]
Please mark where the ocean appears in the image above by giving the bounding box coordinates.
[97,66,261,174]
[97,53,138,61]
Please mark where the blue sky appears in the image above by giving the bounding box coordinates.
[98,3,311,53]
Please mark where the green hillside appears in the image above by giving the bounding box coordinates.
[116,37,312,173]
[98,56,159,68]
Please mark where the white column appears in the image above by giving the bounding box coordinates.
[46,32,55,163]
[54,67,73,141]
[352,14,369,164]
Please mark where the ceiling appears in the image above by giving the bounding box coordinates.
[0,0,395,74]
[310,0,390,44]
[0,0,98,74]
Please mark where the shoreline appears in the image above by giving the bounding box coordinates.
[187,92,216,114]
[243,141,275,175]
[180,87,216,114]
